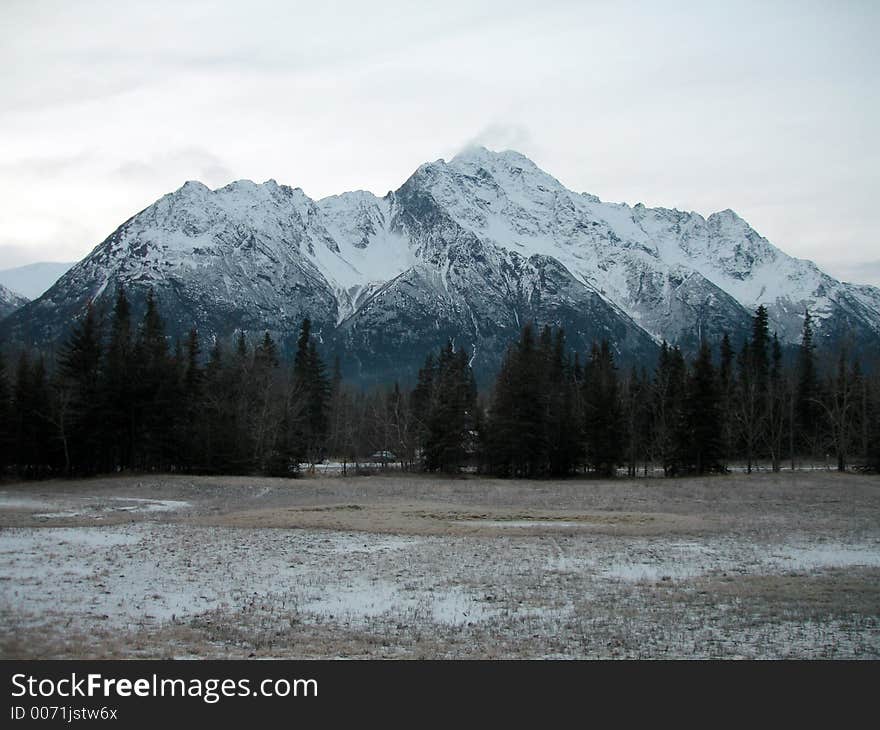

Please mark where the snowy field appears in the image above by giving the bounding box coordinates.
[0,471,878,659]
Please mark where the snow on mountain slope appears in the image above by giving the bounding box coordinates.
[0,283,28,320]
[315,191,415,322]
[2,146,878,383]
[418,146,878,346]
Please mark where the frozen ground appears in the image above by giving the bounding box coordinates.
[0,471,878,658]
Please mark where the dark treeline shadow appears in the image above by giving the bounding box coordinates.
[1,290,878,480]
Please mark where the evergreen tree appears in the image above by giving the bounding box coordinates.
[307,339,330,459]
[252,331,287,473]
[55,303,102,475]
[751,305,770,393]
[290,319,330,468]
[866,370,880,472]
[795,309,820,458]
[133,289,175,469]
[718,332,735,469]
[326,355,351,468]
[13,353,54,478]
[583,340,622,477]
[486,323,549,477]
[651,342,686,475]
[734,306,772,473]
[546,328,581,477]
[766,333,788,471]
[178,328,203,469]
[423,342,477,472]
[200,338,229,472]
[411,352,436,456]
[678,341,722,474]
[101,287,134,471]
[622,366,651,477]
[0,352,10,474]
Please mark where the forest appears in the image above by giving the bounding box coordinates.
[1,286,878,480]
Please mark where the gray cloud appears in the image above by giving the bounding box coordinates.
[115,147,233,188]
[0,244,39,269]
[0,151,94,177]
[461,124,535,156]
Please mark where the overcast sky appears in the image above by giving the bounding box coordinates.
[1,0,878,285]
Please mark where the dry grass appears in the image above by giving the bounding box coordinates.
[1,470,878,659]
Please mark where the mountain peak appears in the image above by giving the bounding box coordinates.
[445,146,567,197]
[4,146,878,384]
[176,180,210,196]
[708,208,746,225]
[218,179,259,194]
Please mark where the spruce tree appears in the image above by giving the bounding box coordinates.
[583,340,622,477]
[290,319,330,468]
[766,333,788,471]
[14,353,54,478]
[0,352,10,474]
[56,303,102,475]
[546,328,581,477]
[718,332,735,468]
[735,307,772,473]
[512,323,549,476]
[307,339,330,459]
[230,331,254,471]
[486,323,548,477]
[423,343,476,472]
[133,289,174,469]
[326,355,347,465]
[411,352,436,457]
[252,331,285,473]
[679,340,722,474]
[201,338,229,472]
[101,287,134,471]
[752,305,770,392]
[651,342,686,475]
[866,370,880,472]
[795,309,819,457]
[622,365,650,477]
[180,328,203,469]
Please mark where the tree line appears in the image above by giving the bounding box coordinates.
[0,288,329,478]
[1,290,878,479]
[474,309,879,477]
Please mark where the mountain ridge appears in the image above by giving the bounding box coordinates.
[2,146,878,383]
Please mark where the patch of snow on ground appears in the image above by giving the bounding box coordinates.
[0,525,498,629]
[765,543,880,571]
[601,540,731,582]
[0,496,55,510]
[107,498,191,513]
[32,498,190,519]
[301,577,404,619]
[465,520,583,528]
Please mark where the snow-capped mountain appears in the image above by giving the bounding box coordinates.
[2,147,878,383]
[0,283,28,321]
